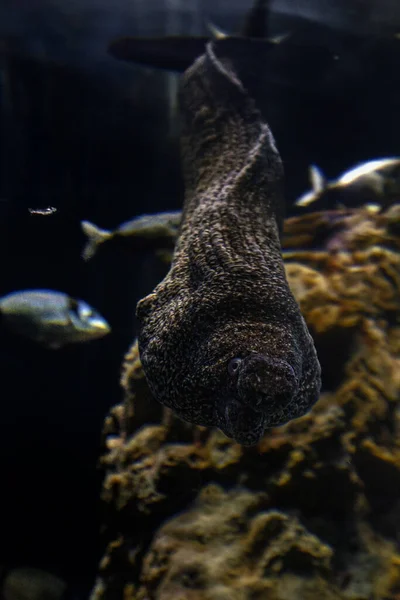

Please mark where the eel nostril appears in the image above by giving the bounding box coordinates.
[228,357,242,376]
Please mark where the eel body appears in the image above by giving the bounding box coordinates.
[137,40,321,445]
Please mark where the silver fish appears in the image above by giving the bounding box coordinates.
[0,289,110,349]
[28,206,57,215]
[295,158,400,208]
[80,212,181,261]
[2,567,66,600]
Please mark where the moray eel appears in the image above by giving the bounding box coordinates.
[137,40,321,446]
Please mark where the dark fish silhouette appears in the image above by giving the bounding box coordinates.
[109,34,284,72]
[107,0,333,95]
[80,212,181,261]
[108,0,274,71]
[108,35,217,72]
[136,40,321,446]
[106,0,334,81]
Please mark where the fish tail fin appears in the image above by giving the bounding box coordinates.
[295,165,327,207]
[295,164,327,207]
[295,190,317,207]
[309,164,326,193]
[206,21,229,39]
[80,220,112,261]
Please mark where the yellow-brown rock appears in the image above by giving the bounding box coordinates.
[90,206,400,600]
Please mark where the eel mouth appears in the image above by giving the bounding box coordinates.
[216,400,267,446]
[216,388,311,446]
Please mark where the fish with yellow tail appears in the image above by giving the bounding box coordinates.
[0,289,110,349]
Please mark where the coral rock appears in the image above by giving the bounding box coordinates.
[91,206,400,600]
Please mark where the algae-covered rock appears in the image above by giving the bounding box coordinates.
[90,206,400,600]
[137,486,333,600]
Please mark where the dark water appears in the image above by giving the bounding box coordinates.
[0,1,399,598]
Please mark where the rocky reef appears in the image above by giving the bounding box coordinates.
[90,205,400,600]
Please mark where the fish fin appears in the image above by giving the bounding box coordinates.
[242,0,270,39]
[268,32,291,45]
[206,21,229,40]
[81,220,112,261]
[295,190,319,207]
[309,164,326,193]
[295,164,327,206]
[207,19,289,45]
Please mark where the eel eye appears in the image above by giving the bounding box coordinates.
[228,358,242,375]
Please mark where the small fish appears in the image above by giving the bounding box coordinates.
[0,289,110,349]
[80,212,181,261]
[295,158,400,208]
[28,206,57,215]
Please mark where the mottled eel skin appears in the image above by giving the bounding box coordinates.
[137,40,321,446]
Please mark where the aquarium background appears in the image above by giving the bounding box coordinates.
[0,0,400,597]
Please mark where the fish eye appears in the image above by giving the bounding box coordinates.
[69,298,93,320]
[69,298,80,316]
[79,303,94,320]
[228,358,242,375]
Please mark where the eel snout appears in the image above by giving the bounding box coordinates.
[237,353,299,413]
[219,353,300,445]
